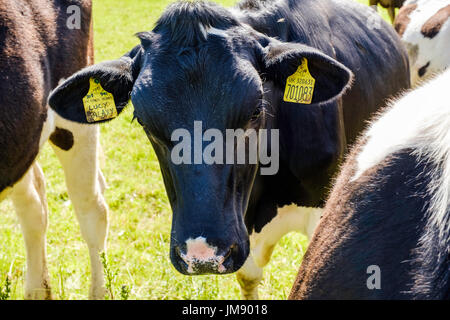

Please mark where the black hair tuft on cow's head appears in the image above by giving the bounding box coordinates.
[152,0,240,47]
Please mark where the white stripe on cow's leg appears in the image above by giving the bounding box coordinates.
[237,205,323,299]
[11,162,51,300]
[39,108,56,149]
[50,118,108,300]
[236,253,263,300]
[98,169,107,195]
[97,143,108,194]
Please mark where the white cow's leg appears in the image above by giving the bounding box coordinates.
[236,206,323,299]
[11,162,51,300]
[50,120,108,300]
[236,252,263,300]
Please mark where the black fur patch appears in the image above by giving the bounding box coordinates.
[152,1,239,47]
[0,0,92,192]
[291,149,446,299]
[418,61,430,77]
[49,127,74,151]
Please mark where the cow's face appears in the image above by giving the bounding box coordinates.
[130,26,268,275]
[48,2,352,275]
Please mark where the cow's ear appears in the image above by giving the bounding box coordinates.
[259,42,353,105]
[49,46,142,124]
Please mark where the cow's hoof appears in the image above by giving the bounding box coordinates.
[241,291,259,300]
[89,286,108,300]
[25,287,53,300]
[237,276,261,300]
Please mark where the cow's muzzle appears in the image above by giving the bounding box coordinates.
[171,236,245,275]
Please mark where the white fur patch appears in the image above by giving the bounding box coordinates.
[207,26,229,38]
[353,70,450,234]
[181,236,226,273]
[198,22,229,39]
[39,108,56,148]
[198,23,208,40]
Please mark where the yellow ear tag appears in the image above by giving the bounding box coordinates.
[82,78,118,123]
[283,58,315,104]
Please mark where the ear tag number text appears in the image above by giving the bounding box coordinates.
[82,78,118,123]
[283,58,315,104]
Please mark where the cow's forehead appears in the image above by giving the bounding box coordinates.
[132,43,263,134]
[149,36,237,76]
[147,23,255,65]
[137,33,262,102]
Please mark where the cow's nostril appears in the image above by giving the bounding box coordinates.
[223,243,237,261]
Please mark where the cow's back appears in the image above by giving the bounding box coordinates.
[290,70,450,299]
[0,0,92,192]
[240,0,410,226]
[325,0,410,144]
[50,0,93,88]
[242,0,410,145]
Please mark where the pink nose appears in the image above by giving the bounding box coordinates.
[179,237,227,274]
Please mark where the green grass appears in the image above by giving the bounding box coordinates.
[0,0,391,300]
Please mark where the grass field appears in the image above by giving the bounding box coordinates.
[0,0,391,300]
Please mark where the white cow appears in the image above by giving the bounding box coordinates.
[394,0,450,86]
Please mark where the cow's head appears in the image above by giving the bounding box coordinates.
[49,1,352,275]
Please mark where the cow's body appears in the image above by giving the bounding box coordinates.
[290,70,450,300]
[49,0,410,299]
[0,0,108,299]
[235,0,410,299]
[394,0,450,86]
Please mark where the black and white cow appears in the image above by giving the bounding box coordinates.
[394,0,450,86]
[49,0,409,299]
[290,69,450,300]
[0,0,108,299]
